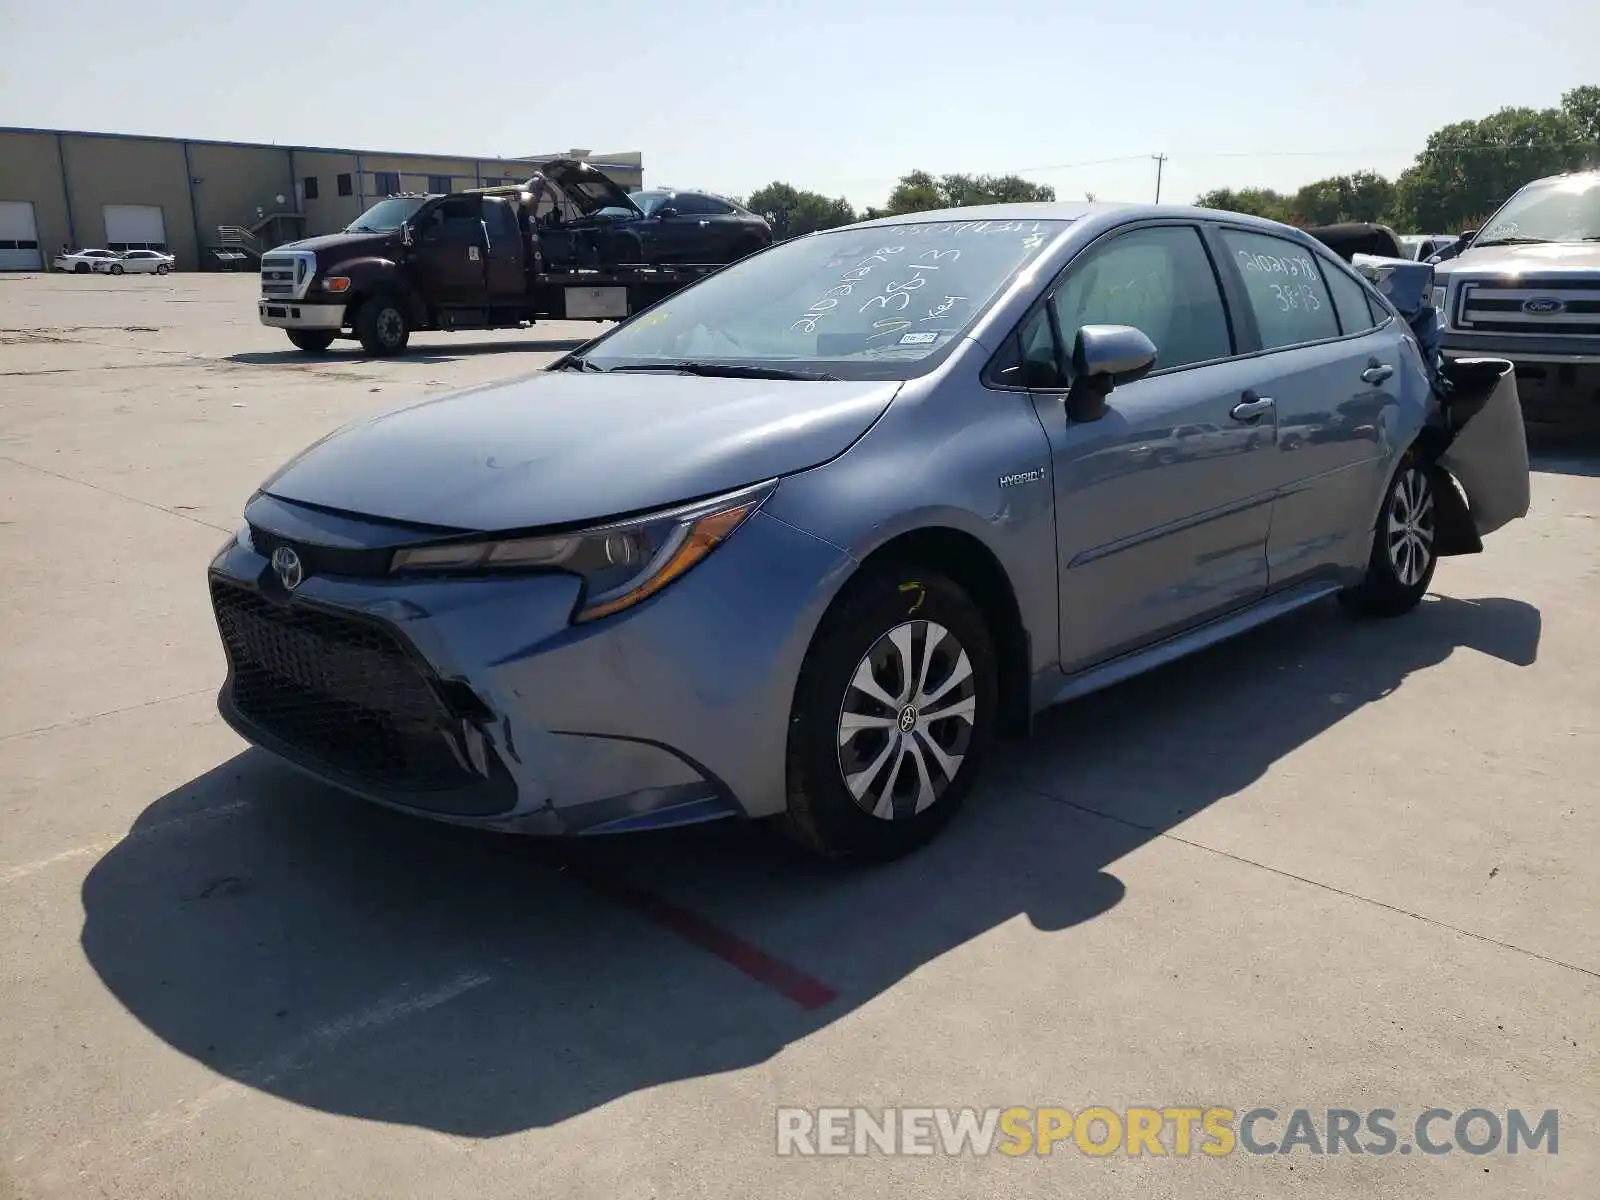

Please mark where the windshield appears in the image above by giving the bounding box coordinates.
[630,190,669,216]
[581,218,1068,380]
[1474,174,1600,245]
[345,196,428,233]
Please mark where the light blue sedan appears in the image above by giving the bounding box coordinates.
[208,203,1528,862]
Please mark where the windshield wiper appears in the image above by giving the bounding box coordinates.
[554,355,605,372]
[608,361,841,381]
[1472,236,1552,247]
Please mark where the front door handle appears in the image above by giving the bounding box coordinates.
[1361,363,1394,384]
[1230,395,1274,422]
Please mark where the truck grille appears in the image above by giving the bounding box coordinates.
[211,579,487,795]
[1456,278,1600,337]
[259,252,311,300]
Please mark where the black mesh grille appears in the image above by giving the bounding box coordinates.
[210,579,481,793]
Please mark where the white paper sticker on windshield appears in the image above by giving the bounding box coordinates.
[898,331,939,345]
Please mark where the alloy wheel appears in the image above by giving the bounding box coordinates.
[836,620,977,820]
[1386,467,1435,587]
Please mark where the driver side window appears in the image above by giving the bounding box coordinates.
[424,198,480,240]
[1050,225,1233,374]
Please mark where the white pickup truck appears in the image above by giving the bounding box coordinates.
[1432,168,1600,430]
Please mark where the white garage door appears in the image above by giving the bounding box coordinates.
[103,204,167,252]
[0,200,43,271]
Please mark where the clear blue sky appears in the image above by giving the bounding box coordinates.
[2,0,1596,212]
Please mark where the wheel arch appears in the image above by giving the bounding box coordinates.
[825,525,1033,739]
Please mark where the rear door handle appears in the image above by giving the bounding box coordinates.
[1230,395,1274,422]
[1361,363,1394,384]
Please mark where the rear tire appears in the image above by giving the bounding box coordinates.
[109,263,123,275]
[1339,456,1439,618]
[355,295,410,356]
[781,569,998,864]
[74,262,89,274]
[287,330,336,354]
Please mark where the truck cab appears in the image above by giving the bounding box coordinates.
[257,162,760,357]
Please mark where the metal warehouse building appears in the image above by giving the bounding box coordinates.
[0,127,644,272]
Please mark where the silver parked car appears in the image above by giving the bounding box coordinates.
[208,203,1529,863]
[110,248,176,274]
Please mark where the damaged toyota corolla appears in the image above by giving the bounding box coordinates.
[208,203,1530,863]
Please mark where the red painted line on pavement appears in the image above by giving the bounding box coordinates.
[556,859,839,1011]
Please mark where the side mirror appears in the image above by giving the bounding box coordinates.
[401,222,414,247]
[1066,324,1157,422]
[1457,228,1477,244]
[657,205,679,219]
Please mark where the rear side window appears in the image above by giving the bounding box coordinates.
[1219,228,1339,349]
[1051,225,1233,372]
[674,193,735,216]
[1320,257,1380,335]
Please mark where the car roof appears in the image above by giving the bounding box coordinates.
[845,201,1304,234]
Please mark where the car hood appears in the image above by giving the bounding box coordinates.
[272,231,395,256]
[1436,242,1600,276]
[261,370,899,531]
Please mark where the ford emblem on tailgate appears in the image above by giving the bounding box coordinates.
[1521,296,1566,315]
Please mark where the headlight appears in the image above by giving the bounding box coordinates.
[1431,285,1448,318]
[388,480,775,622]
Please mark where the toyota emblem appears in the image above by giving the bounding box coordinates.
[271,545,304,591]
[1521,296,1565,316]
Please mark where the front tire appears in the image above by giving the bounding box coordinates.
[1340,457,1439,617]
[109,263,124,275]
[74,262,89,274]
[781,570,997,863]
[156,263,170,275]
[355,295,410,356]
[287,330,336,354]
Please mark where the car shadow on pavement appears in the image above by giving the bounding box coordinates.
[223,338,590,367]
[79,592,1539,1138]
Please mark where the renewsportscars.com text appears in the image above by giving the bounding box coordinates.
[775,1106,1559,1158]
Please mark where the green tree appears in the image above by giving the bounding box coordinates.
[884,170,1055,214]
[1561,85,1600,143]
[1194,186,1292,221]
[884,170,945,214]
[745,182,858,239]
[1288,171,1395,225]
[1389,105,1589,231]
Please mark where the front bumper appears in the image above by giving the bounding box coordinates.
[206,506,854,834]
[259,300,346,331]
[1441,330,1600,426]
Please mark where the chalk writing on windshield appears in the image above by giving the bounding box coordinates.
[791,245,908,334]
[859,248,964,314]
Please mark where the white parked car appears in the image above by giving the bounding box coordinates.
[111,249,176,275]
[53,248,120,273]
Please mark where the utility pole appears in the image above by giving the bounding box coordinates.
[1152,153,1168,204]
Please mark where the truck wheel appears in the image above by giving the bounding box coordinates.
[287,330,336,354]
[355,296,410,356]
